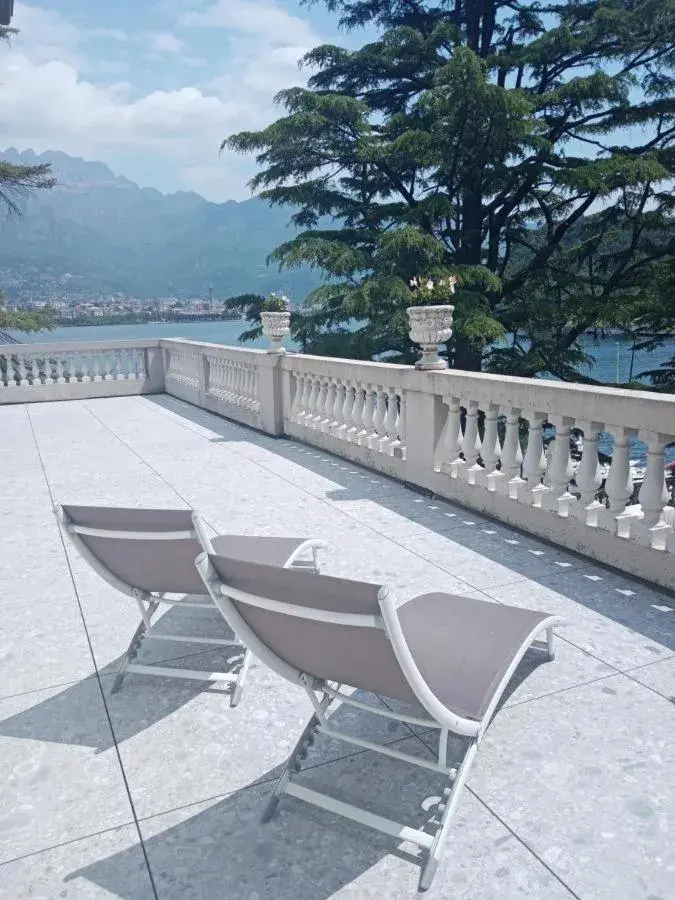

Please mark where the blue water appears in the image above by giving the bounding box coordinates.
[14,322,675,385]
[19,320,277,350]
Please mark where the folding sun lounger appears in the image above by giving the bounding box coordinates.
[55,505,325,707]
[196,551,563,891]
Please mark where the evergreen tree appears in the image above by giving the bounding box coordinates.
[225,0,674,376]
[0,23,56,337]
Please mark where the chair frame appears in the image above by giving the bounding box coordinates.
[196,552,562,890]
[55,505,324,707]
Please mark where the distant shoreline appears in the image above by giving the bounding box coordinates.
[55,314,243,327]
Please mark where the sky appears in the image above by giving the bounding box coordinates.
[0,0,364,201]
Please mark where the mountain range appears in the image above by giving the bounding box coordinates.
[0,148,322,301]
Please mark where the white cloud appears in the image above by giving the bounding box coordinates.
[180,0,317,46]
[144,31,184,54]
[0,2,326,200]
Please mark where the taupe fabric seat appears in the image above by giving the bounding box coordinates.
[55,504,325,706]
[197,552,562,890]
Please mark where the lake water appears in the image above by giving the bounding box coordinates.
[12,321,675,385]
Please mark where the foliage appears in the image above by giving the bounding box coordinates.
[0,30,55,217]
[0,290,55,335]
[224,0,675,376]
[408,274,460,306]
[261,292,290,312]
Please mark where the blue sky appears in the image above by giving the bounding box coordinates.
[0,1,365,200]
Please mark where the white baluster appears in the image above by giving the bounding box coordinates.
[461,400,483,484]
[348,383,364,442]
[635,430,672,548]
[482,405,503,491]
[290,374,304,421]
[124,349,135,381]
[0,353,9,386]
[218,360,228,400]
[297,374,312,425]
[53,355,65,384]
[138,348,148,381]
[396,392,407,460]
[70,352,81,382]
[251,367,259,409]
[603,426,637,538]
[500,408,525,498]
[314,379,329,430]
[243,366,252,406]
[572,421,604,524]
[355,383,375,447]
[238,364,247,404]
[92,350,103,382]
[29,356,40,385]
[18,354,29,386]
[304,376,319,429]
[381,388,399,455]
[321,379,337,433]
[435,395,463,475]
[115,350,125,380]
[332,381,346,434]
[338,382,355,441]
[389,391,405,458]
[358,384,376,446]
[39,355,53,385]
[521,410,548,505]
[546,415,575,512]
[101,351,112,381]
[370,386,387,450]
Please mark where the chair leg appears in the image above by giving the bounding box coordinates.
[547,625,555,661]
[111,600,159,694]
[230,647,252,708]
[261,711,324,823]
[418,739,478,892]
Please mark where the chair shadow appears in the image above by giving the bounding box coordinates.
[67,701,475,900]
[149,394,675,654]
[0,604,242,753]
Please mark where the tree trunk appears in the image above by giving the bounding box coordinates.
[452,336,482,372]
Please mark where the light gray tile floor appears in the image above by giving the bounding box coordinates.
[1,395,673,899]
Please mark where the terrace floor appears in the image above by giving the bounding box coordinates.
[1,394,674,900]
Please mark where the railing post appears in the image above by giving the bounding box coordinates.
[403,376,443,492]
[257,353,284,435]
[145,343,165,392]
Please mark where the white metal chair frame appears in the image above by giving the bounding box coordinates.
[196,552,562,890]
[55,505,324,707]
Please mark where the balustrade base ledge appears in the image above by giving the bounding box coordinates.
[0,379,159,405]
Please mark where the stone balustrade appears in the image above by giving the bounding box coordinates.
[162,341,674,587]
[0,340,164,402]
[161,340,276,433]
[2,335,672,588]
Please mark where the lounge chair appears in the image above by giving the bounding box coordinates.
[54,505,325,707]
[196,551,562,890]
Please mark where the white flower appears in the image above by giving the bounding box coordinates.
[426,279,434,290]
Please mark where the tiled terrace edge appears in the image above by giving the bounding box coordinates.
[2,335,673,589]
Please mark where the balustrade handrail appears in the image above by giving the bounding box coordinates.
[160,338,266,362]
[1,338,161,354]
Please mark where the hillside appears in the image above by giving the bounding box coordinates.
[0,149,322,301]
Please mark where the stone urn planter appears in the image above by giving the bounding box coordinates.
[407,304,455,370]
[260,310,291,353]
